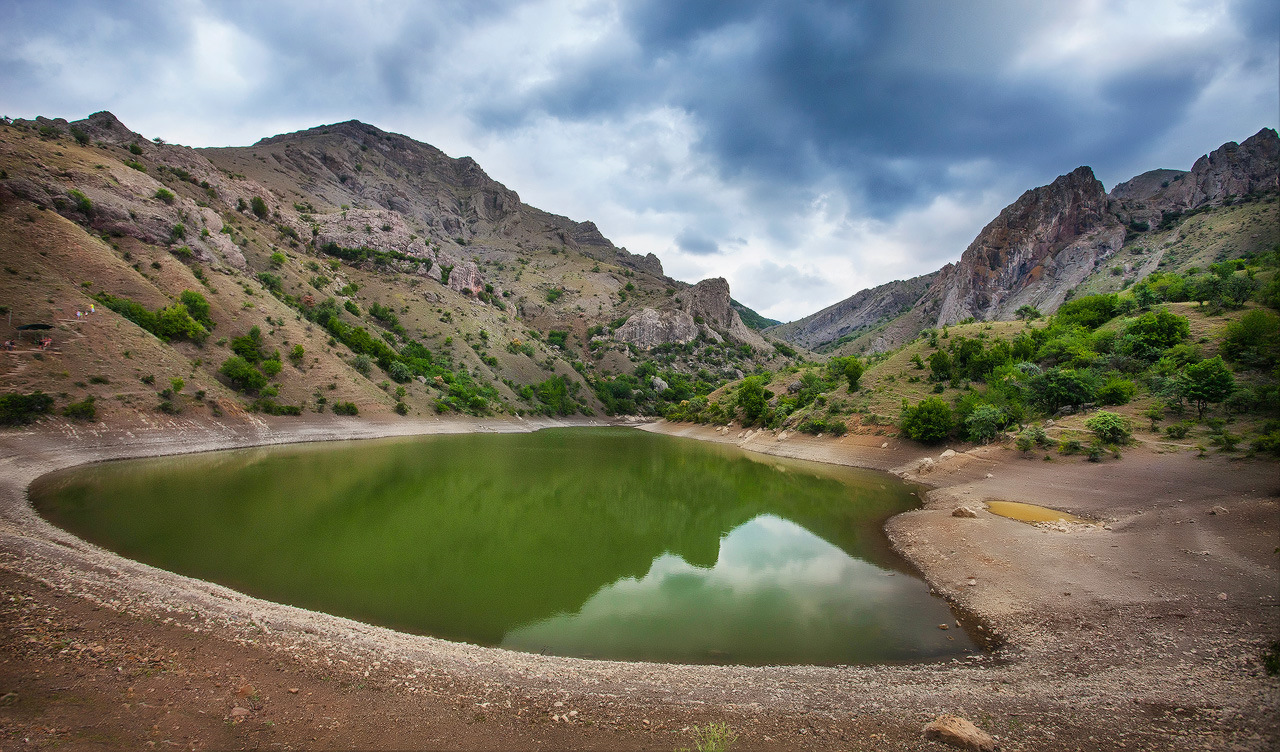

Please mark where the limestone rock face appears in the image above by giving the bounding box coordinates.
[1158,127,1280,211]
[922,166,1123,327]
[613,307,698,348]
[683,278,771,350]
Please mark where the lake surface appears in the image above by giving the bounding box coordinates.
[30,428,974,665]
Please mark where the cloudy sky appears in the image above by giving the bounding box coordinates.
[2,1,1276,321]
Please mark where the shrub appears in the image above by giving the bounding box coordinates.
[394,401,409,415]
[68,189,93,216]
[1027,368,1095,412]
[128,143,143,155]
[1164,422,1192,439]
[178,290,213,329]
[1096,377,1137,406]
[1221,309,1280,370]
[250,196,268,218]
[965,403,1006,443]
[545,287,563,303]
[352,354,373,376]
[231,327,269,362]
[900,397,954,443]
[269,251,287,268]
[1085,410,1131,445]
[219,356,268,393]
[70,127,89,145]
[288,344,305,366]
[0,392,54,425]
[260,358,283,378]
[1058,438,1083,455]
[332,401,359,416]
[152,302,208,343]
[841,357,865,391]
[62,396,97,421]
[154,187,176,204]
[736,376,771,426]
[388,360,412,382]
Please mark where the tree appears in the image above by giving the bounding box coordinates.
[842,357,865,391]
[900,397,954,443]
[1123,307,1189,357]
[1180,356,1234,418]
[928,350,953,382]
[1027,368,1095,412]
[1014,305,1041,320]
[736,376,770,426]
[178,290,213,329]
[1085,411,1132,445]
[1221,309,1280,370]
[250,196,269,218]
[965,403,1005,443]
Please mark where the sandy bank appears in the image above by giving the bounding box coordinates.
[1,415,1277,750]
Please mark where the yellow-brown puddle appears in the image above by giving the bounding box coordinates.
[985,500,1093,524]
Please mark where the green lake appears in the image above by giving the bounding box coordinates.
[30,427,974,665]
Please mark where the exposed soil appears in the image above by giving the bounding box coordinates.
[1,415,1277,751]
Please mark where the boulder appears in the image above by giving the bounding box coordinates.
[940,449,957,460]
[923,714,997,751]
[952,506,979,518]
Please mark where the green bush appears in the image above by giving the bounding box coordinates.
[288,344,305,366]
[68,189,93,215]
[900,397,954,443]
[965,403,1006,443]
[154,188,176,204]
[230,327,267,363]
[250,196,268,218]
[388,361,412,382]
[0,392,54,425]
[1179,357,1235,418]
[1096,377,1137,406]
[332,401,359,416]
[219,356,268,393]
[260,358,283,378]
[1085,410,1131,445]
[1221,309,1280,370]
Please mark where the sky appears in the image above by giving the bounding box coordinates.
[1,1,1276,322]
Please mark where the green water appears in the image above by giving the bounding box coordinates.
[30,428,974,665]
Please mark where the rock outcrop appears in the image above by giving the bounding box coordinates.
[765,273,937,350]
[921,166,1124,326]
[614,278,771,351]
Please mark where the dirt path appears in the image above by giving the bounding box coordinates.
[1,416,1277,750]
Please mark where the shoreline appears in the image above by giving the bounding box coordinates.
[2,415,1278,750]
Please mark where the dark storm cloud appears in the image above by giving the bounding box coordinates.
[675,228,720,256]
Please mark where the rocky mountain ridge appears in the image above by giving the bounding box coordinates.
[769,127,1280,352]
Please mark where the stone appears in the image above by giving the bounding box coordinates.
[917,458,936,474]
[952,506,979,518]
[651,376,669,392]
[940,449,957,460]
[229,707,251,719]
[967,579,978,586]
[985,473,994,479]
[1209,506,1228,515]
[1217,592,1228,601]
[923,714,998,751]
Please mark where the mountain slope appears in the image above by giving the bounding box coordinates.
[0,113,786,424]
[773,127,1279,354]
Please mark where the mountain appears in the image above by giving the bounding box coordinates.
[0,112,785,423]
[770,127,1280,353]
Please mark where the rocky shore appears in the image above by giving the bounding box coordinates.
[1,415,1276,750]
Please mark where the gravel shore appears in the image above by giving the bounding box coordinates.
[1,415,1276,750]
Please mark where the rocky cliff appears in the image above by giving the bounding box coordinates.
[615,277,771,351]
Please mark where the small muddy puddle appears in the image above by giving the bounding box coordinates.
[986,500,1093,524]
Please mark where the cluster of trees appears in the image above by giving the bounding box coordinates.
[895,245,1280,449]
[665,355,864,433]
[96,289,213,344]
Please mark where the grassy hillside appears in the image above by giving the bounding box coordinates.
[0,117,793,426]
[669,253,1280,458]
